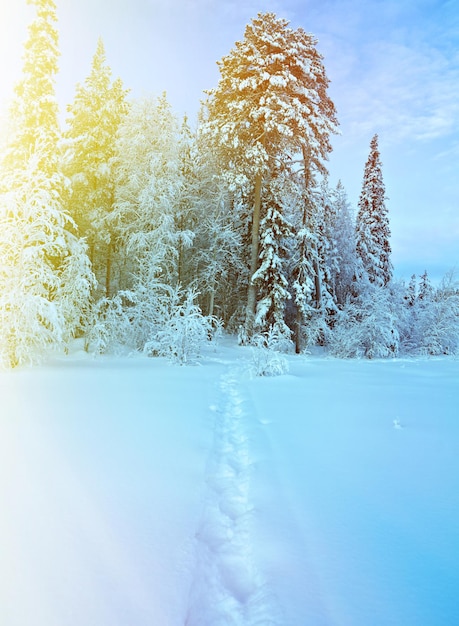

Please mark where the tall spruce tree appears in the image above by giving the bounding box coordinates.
[63,38,129,297]
[329,180,356,305]
[202,12,338,338]
[0,0,94,367]
[315,177,340,313]
[355,134,392,287]
[176,115,197,289]
[110,94,191,291]
[252,176,293,339]
[186,120,246,320]
[2,0,60,176]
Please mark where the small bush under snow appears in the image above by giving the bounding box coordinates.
[328,285,400,359]
[144,290,220,365]
[250,327,290,376]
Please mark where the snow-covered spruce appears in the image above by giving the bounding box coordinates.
[111,94,193,295]
[0,0,95,368]
[252,202,292,339]
[62,38,129,298]
[355,134,392,288]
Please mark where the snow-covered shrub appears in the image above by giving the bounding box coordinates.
[415,296,459,356]
[0,286,63,368]
[84,294,134,355]
[85,242,218,364]
[401,271,459,356]
[56,239,96,344]
[418,304,459,355]
[328,273,459,359]
[250,327,290,376]
[144,289,218,364]
[301,310,331,350]
[328,285,400,358]
[85,250,177,355]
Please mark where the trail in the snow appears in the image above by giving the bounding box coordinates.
[185,365,282,626]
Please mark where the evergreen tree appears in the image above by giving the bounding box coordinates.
[406,274,417,307]
[62,38,129,296]
[176,115,197,288]
[418,270,434,302]
[186,138,246,320]
[0,0,94,367]
[202,12,338,337]
[0,156,94,366]
[289,175,320,352]
[315,177,339,313]
[111,94,192,291]
[252,184,292,339]
[289,176,350,352]
[355,134,392,287]
[2,0,60,177]
[328,180,356,306]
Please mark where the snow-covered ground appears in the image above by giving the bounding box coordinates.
[1,338,458,625]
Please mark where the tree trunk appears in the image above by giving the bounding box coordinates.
[245,170,263,338]
[295,307,302,354]
[294,146,322,354]
[313,258,322,307]
[301,146,321,310]
[105,240,112,298]
[208,287,215,318]
[177,214,184,287]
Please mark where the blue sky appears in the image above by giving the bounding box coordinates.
[1,0,458,282]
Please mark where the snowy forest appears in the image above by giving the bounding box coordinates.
[1,0,459,369]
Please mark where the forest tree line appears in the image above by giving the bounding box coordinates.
[1,0,458,368]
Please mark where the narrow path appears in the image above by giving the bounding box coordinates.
[185,366,282,625]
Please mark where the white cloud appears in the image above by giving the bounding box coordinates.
[331,39,459,144]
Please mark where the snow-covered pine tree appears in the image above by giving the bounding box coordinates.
[176,115,198,289]
[62,38,129,297]
[202,12,338,338]
[330,180,356,305]
[252,177,292,339]
[0,0,94,367]
[0,156,94,366]
[406,274,417,306]
[314,177,340,314]
[181,114,247,321]
[418,270,434,302]
[111,94,193,292]
[289,171,320,352]
[2,0,60,176]
[355,134,392,288]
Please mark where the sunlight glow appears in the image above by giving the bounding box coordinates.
[0,3,30,98]
[0,376,155,624]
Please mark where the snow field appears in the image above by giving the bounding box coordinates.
[186,366,281,625]
[1,342,459,626]
[0,355,216,626]
[247,356,459,625]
